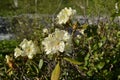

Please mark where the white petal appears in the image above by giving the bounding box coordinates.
[28,53,33,59]
[14,47,23,58]
[19,39,28,49]
[59,41,65,52]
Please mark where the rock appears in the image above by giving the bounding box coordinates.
[0,17,11,34]
[0,14,120,40]
[0,34,14,40]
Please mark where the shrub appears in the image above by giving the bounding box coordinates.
[0,7,120,80]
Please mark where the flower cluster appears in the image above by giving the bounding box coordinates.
[57,7,76,24]
[14,39,38,59]
[42,28,72,54]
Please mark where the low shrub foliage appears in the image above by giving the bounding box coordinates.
[0,7,120,80]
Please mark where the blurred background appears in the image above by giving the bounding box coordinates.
[0,0,119,17]
[0,0,120,40]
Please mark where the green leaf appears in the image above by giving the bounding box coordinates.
[81,24,88,29]
[84,53,90,66]
[74,39,80,46]
[38,59,43,69]
[117,31,120,38]
[87,70,93,76]
[32,63,39,74]
[51,62,60,80]
[97,62,105,70]
[98,42,103,48]
[64,57,82,65]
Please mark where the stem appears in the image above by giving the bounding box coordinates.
[74,65,87,77]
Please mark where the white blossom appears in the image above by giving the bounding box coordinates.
[14,47,23,58]
[43,28,48,34]
[14,39,38,59]
[42,29,72,54]
[19,39,28,50]
[57,7,76,24]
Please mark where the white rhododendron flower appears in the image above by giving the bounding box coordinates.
[42,28,72,54]
[19,39,28,50]
[14,39,38,59]
[43,28,48,34]
[14,47,23,58]
[57,7,76,24]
